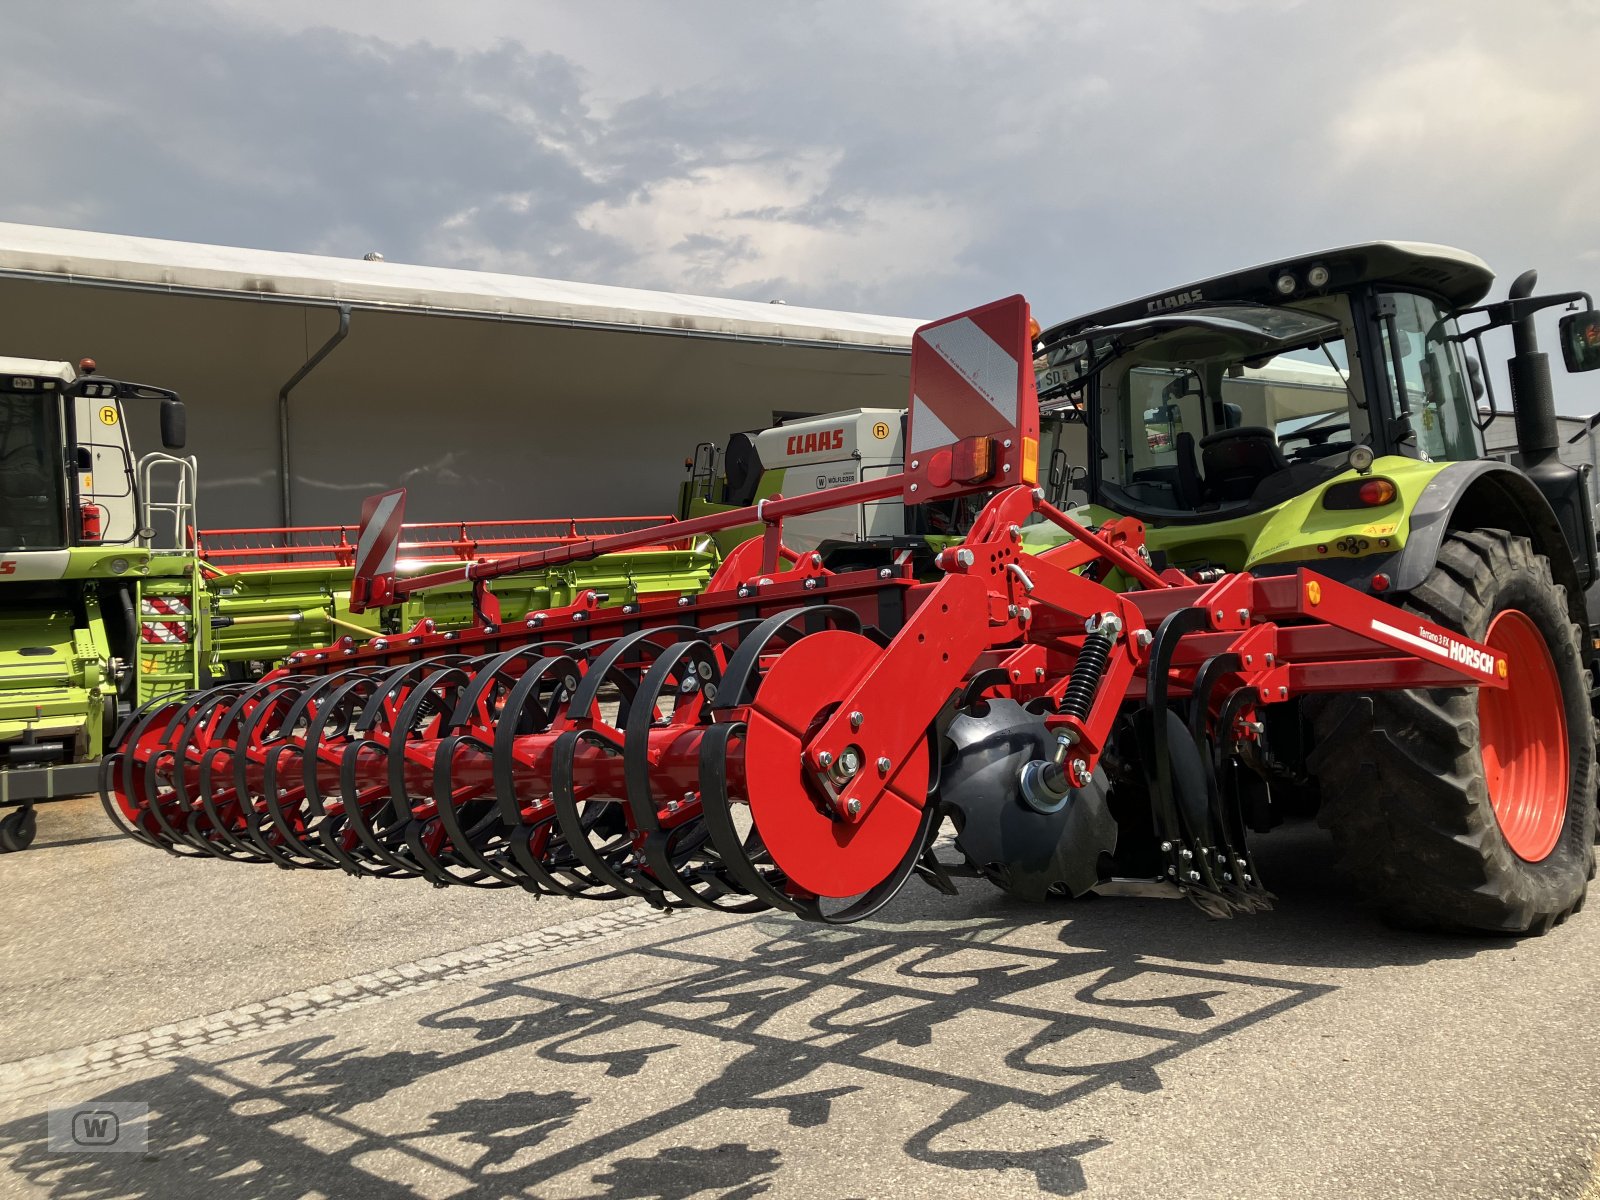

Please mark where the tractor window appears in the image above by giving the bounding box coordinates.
[0,392,67,550]
[1379,292,1479,462]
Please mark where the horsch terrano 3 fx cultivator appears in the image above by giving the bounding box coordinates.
[99,296,1565,927]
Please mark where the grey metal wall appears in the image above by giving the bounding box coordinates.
[0,278,912,531]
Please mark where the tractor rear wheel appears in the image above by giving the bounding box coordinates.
[1308,529,1596,934]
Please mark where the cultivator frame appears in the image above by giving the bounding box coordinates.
[100,296,1510,921]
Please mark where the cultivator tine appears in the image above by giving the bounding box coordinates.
[1187,655,1272,914]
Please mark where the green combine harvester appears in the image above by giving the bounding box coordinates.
[0,357,715,851]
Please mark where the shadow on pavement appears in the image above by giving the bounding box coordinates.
[0,894,1353,1200]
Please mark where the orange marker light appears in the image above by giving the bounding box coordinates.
[1358,479,1397,505]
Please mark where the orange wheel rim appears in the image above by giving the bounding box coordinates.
[1478,609,1568,862]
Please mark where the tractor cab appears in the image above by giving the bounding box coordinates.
[1037,242,1494,527]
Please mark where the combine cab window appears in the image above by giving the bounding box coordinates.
[1379,292,1479,462]
[0,392,66,550]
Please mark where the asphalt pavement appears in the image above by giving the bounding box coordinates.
[2,794,1598,1200]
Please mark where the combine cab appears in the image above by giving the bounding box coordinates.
[100,255,1600,934]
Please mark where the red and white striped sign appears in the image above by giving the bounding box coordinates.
[140,595,191,644]
[350,487,407,612]
[905,294,1040,502]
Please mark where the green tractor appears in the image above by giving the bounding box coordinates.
[683,241,1600,933]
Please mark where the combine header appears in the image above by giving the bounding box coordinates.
[102,289,1572,930]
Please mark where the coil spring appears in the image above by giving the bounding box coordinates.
[1060,627,1114,721]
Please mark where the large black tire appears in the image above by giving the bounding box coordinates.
[1307,529,1596,934]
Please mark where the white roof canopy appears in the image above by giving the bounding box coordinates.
[0,222,922,352]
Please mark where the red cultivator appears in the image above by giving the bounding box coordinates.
[100,297,1513,922]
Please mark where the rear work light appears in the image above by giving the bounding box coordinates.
[1323,477,1397,509]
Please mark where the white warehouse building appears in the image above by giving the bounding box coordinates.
[0,223,922,532]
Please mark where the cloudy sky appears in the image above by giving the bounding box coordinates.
[4,1,1599,347]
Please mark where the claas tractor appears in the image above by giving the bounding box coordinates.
[101,242,1600,936]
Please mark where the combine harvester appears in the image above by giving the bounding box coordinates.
[103,244,1600,933]
[0,359,711,850]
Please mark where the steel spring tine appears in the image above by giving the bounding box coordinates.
[549,727,656,901]
[132,689,228,854]
[260,741,339,868]
[1212,686,1274,910]
[336,739,425,876]
[696,721,799,913]
[710,606,863,712]
[1143,607,1220,891]
[492,650,632,898]
[230,683,316,868]
[431,732,540,890]
[306,674,409,877]
[352,657,473,734]
[385,661,476,885]
[98,699,195,853]
[627,639,763,912]
[1184,655,1252,909]
[194,738,271,861]
[565,626,702,723]
[490,655,580,826]
[301,672,382,815]
[447,640,584,728]
[169,688,254,856]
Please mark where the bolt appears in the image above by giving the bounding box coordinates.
[877,756,892,773]
[810,552,822,568]
[1009,524,1022,541]
[1223,872,1233,882]
[1004,438,1013,449]
[839,748,863,776]
[1245,654,1253,665]
[1134,629,1153,649]
[758,576,773,586]
[1188,870,1202,882]
[573,611,586,621]
[737,586,750,598]
[1278,686,1288,699]
[1003,464,1012,473]
[818,751,834,768]
[910,483,919,494]
[1035,666,1046,681]
[678,596,691,607]
[1160,841,1173,852]
[849,710,865,729]
[1008,604,1020,618]
[1236,608,1249,622]
[1243,874,1253,884]
[955,549,975,568]
[679,676,699,694]
[1264,653,1275,667]
[703,684,718,702]
[1167,865,1177,876]
[1017,607,1031,624]
[1069,758,1093,787]
[1180,848,1194,860]
[1214,609,1224,621]
[805,578,818,589]
[911,459,920,470]
[879,568,893,579]
[846,798,862,816]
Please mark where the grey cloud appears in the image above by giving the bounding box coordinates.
[3,0,1600,405]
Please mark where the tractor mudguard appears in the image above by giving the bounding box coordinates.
[1389,460,1588,630]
